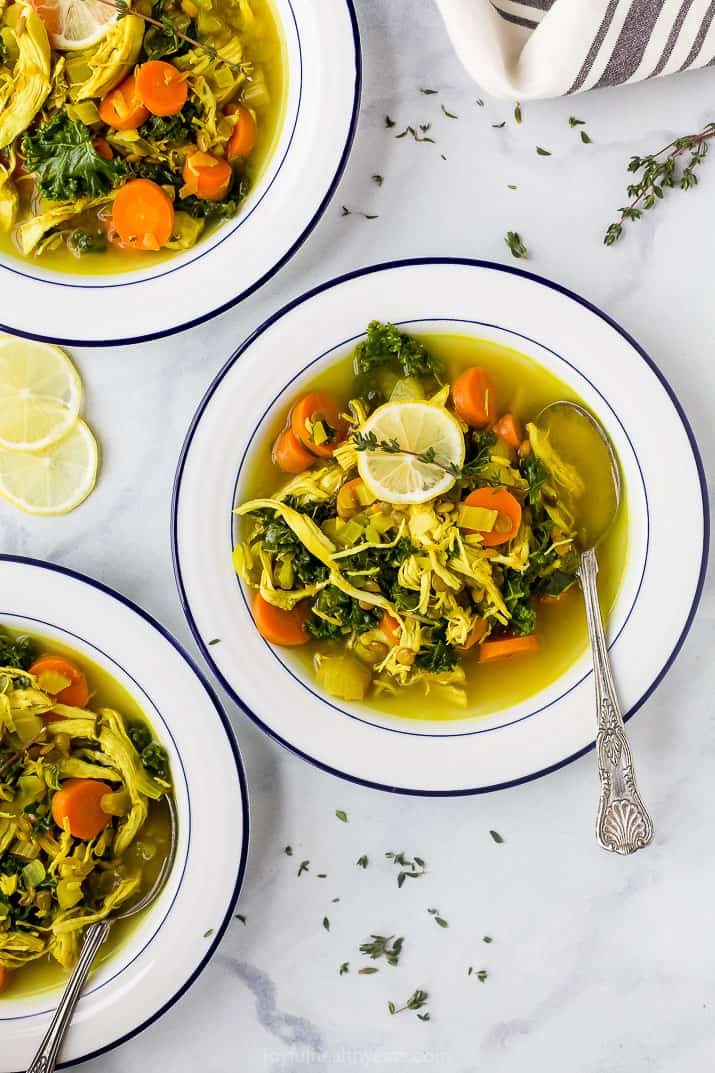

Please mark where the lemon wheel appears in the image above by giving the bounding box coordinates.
[356,401,465,505]
[0,419,98,515]
[0,335,82,451]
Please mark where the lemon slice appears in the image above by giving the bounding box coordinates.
[0,419,98,515]
[356,401,465,505]
[0,336,82,451]
[46,0,119,50]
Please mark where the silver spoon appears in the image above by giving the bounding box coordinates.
[26,795,178,1073]
[537,402,654,855]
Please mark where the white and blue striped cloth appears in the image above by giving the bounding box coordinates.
[434,0,715,98]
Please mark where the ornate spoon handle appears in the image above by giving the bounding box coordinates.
[579,547,654,854]
[26,920,112,1073]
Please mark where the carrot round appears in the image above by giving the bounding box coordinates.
[136,60,188,117]
[462,486,522,546]
[479,635,539,663]
[51,779,112,840]
[337,477,366,520]
[380,612,401,646]
[290,392,348,458]
[98,74,150,131]
[273,427,314,474]
[182,151,233,201]
[253,593,311,646]
[452,367,496,428]
[29,656,89,708]
[111,179,175,251]
[493,412,522,449]
[226,103,256,160]
[0,965,9,993]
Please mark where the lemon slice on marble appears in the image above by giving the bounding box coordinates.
[356,401,465,505]
[0,335,82,450]
[0,419,98,515]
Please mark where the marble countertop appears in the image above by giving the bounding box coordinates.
[3,1,713,1070]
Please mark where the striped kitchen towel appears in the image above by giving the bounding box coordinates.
[434,0,715,98]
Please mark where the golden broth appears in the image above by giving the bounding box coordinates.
[240,332,628,721]
[0,628,173,998]
[0,0,286,275]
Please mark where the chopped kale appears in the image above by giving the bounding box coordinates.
[177,182,248,220]
[307,586,381,639]
[131,159,181,187]
[0,631,34,670]
[258,513,329,585]
[141,742,169,779]
[139,101,199,145]
[354,321,443,379]
[414,625,458,673]
[22,115,129,201]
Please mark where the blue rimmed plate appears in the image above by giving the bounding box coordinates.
[0,0,360,346]
[172,258,708,795]
[0,556,248,1071]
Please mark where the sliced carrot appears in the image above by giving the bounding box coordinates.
[0,965,9,993]
[273,427,314,474]
[290,392,348,458]
[456,617,488,651]
[92,137,113,161]
[462,487,522,547]
[493,412,522,449]
[452,367,496,428]
[337,477,366,520]
[252,593,311,646]
[29,656,89,708]
[226,102,256,160]
[479,635,539,663]
[98,74,150,131]
[181,151,233,201]
[51,779,112,840]
[380,612,401,646]
[111,179,175,251]
[135,60,188,117]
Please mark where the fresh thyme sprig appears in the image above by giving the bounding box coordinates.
[90,0,248,74]
[604,123,715,245]
[352,431,461,478]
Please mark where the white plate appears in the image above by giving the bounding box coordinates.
[0,0,360,346]
[0,556,248,1071]
[172,259,709,795]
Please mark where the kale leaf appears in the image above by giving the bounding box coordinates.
[141,742,169,779]
[259,513,329,586]
[354,321,443,379]
[0,631,34,670]
[177,189,246,220]
[131,159,181,187]
[414,625,458,673]
[139,101,199,145]
[502,570,536,636]
[22,115,129,201]
[307,586,381,639]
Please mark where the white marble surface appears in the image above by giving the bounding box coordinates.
[3,1,714,1069]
